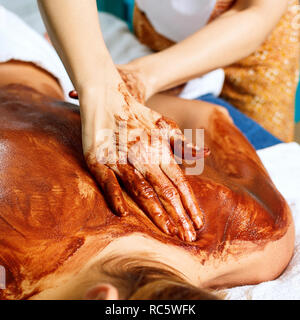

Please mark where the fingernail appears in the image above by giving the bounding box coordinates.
[177,227,186,241]
[186,230,196,242]
[187,142,200,151]
[69,90,78,99]
[194,215,203,229]
[169,223,178,236]
[203,147,210,157]
[162,221,172,235]
[118,205,129,217]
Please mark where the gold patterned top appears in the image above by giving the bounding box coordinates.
[133,0,300,142]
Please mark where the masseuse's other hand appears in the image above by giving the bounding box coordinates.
[116,65,147,104]
[71,84,208,242]
[116,64,185,102]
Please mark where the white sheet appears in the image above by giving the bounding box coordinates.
[225,142,300,300]
[0,4,75,103]
[0,4,152,103]
[0,0,224,100]
[136,0,216,42]
[0,0,299,300]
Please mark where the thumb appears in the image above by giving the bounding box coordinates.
[69,90,79,100]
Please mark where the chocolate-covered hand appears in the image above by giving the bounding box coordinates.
[117,64,186,99]
[116,65,147,104]
[70,84,209,242]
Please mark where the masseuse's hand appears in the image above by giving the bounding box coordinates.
[69,65,147,103]
[73,83,208,242]
[38,0,208,242]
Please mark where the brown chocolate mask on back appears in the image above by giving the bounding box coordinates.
[0,85,289,299]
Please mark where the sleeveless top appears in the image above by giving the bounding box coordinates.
[135,0,217,42]
[133,0,299,142]
[134,0,236,50]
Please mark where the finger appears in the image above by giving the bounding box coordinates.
[88,162,129,217]
[129,160,196,242]
[156,117,210,160]
[69,90,79,100]
[160,153,204,230]
[171,137,211,161]
[112,164,178,236]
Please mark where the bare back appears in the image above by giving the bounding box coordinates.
[0,82,294,299]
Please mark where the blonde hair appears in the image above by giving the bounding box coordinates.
[96,254,223,300]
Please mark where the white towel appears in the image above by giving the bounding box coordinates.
[225,142,300,300]
[0,4,74,103]
[1,2,299,299]
[0,2,224,101]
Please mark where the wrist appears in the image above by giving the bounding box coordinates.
[127,55,161,99]
[78,80,132,133]
[74,50,122,98]
[79,85,117,154]
[78,73,124,110]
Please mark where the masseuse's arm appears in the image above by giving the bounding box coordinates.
[125,0,289,98]
[37,0,207,242]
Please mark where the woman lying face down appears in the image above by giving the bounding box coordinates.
[0,61,295,300]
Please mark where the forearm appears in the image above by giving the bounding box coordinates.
[38,0,121,96]
[131,0,288,96]
[38,0,128,151]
